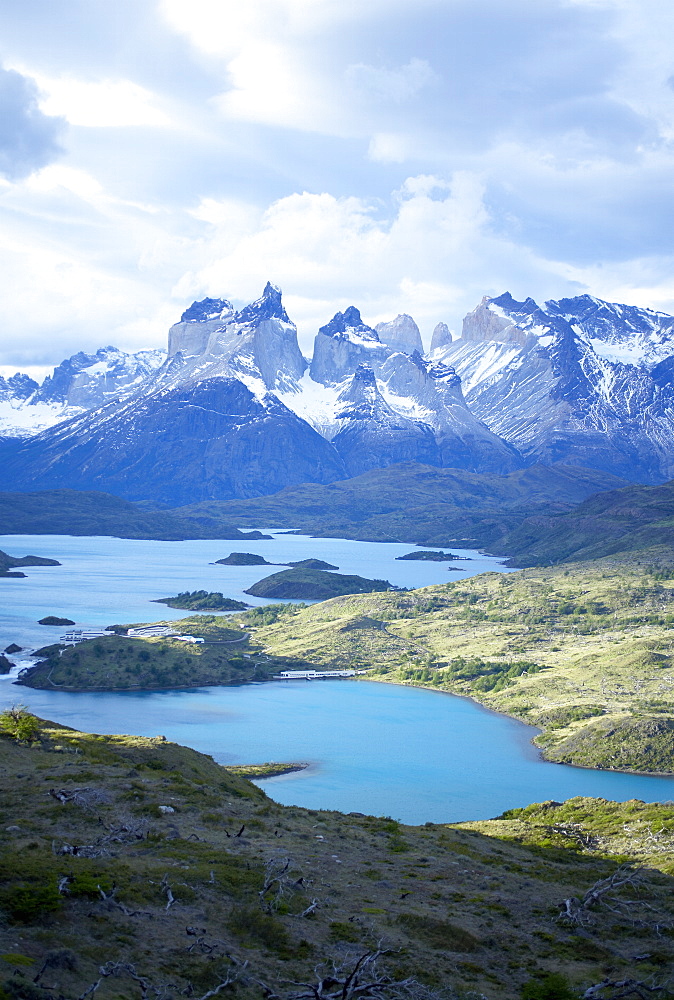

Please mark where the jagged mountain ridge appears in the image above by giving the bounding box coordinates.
[2,284,520,502]
[433,292,674,482]
[0,345,166,440]
[4,284,674,502]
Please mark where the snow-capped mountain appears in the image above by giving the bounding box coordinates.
[0,346,166,440]
[309,306,390,385]
[433,293,674,481]
[6,282,674,503]
[1,284,521,502]
[331,363,441,476]
[167,282,307,393]
[375,314,424,355]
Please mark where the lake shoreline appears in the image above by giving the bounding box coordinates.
[359,675,674,779]
[11,656,674,780]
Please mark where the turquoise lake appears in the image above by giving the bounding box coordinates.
[1,532,673,824]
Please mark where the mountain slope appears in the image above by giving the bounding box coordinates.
[175,461,630,550]
[1,375,346,504]
[1,719,672,1000]
[1,286,523,502]
[0,489,270,540]
[434,293,674,482]
[0,347,166,440]
[493,477,674,565]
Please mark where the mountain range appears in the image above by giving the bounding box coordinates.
[3,283,674,503]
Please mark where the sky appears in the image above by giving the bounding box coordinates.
[1,0,674,375]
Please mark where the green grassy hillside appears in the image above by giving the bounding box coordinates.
[243,559,674,774]
[0,715,672,1000]
[244,568,392,599]
[17,618,273,691]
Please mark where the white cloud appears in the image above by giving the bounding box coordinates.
[172,174,584,351]
[211,42,342,132]
[367,133,410,163]
[18,70,171,128]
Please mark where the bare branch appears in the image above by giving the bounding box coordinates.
[260,856,292,912]
[49,786,111,809]
[256,948,460,1000]
[559,864,648,926]
[583,978,669,999]
[195,962,248,999]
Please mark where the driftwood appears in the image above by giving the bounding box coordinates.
[49,786,111,809]
[583,978,670,999]
[258,948,461,1000]
[559,864,648,925]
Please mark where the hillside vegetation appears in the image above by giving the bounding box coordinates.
[244,558,674,774]
[0,549,60,578]
[492,479,674,565]
[17,558,674,774]
[0,489,271,541]
[175,463,628,551]
[0,715,672,1000]
[245,568,392,599]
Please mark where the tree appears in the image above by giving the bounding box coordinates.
[0,704,40,742]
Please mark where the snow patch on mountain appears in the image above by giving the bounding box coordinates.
[435,291,674,481]
[277,369,342,439]
[0,347,167,439]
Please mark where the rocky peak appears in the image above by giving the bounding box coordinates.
[427,360,461,388]
[311,307,387,385]
[375,314,423,354]
[430,322,452,352]
[180,298,233,323]
[236,282,289,325]
[0,372,39,401]
[337,363,379,409]
[318,306,379,341]
[462,295,530,347]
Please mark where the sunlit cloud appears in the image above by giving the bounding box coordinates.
[0,0,673,369]
[28,72,172,128]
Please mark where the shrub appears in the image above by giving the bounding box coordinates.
[0,883,61,923]
[227,906,291,954]
[0,706,39,742]
[397,913,479,952]
[521,972,576,1000]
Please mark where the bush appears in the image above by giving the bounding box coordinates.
[0,705,39,742]
[0,883,61,923]
[521,972,576,1000]
[227,906,291,953]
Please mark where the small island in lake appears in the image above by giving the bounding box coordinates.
[245,568,392,599]
[38,615,75,626]
[153,591,249,611]
[396,550,470,561]
[0,549,61,578]
[223,761,310,779]
[213,553,338,570]
[214,552,272,566]
[286,558,338,570]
